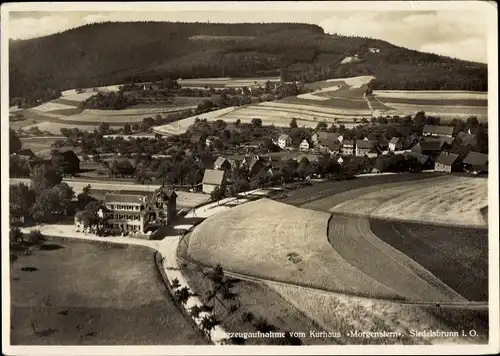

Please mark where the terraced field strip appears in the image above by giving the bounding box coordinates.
[278,96,372,113]
[373,90,488,100]
[377,97,488,107]
[257,101,369,115]
[382,103,488,120]
[327,215,463,302]
[370,219,488,302]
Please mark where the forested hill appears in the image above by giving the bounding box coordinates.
[9,21,487,99]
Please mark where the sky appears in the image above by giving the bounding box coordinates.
[6,3,492,63]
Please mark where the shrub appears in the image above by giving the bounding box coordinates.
[241,311,255,323]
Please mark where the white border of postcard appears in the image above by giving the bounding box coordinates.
[1,1,498,355]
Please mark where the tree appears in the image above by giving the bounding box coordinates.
[98,122,110,134]
[171,278,181,289]
[31,164,62,193]
[10,129,22,154]
[175,286,191,305]
[315,121,328,131]
[141,117,155,132]
[10,155,31,177]
[251,118,262,127]
[123,123,132,134]
[31,183,74,222]
[10,227,24,245]
[210,186,224,205]
[10,183,36,218]
[289,118,298,129]
[189,305,202,319]
[200,315,220,340]
[466,116,479,129]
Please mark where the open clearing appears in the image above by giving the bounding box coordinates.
[187,198,462,301]
[268,282,488,345]
[331,176,487,227]
[10,237,205,345]
[370,219,488,302]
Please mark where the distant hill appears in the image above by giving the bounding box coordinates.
[9,21,487,101]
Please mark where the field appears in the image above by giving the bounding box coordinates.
[10,237,206,345]
[373,90,488,121]
[268,282,488,345]
[278,172,442,207]
[186,198,464,301]
[370,219,488,302]
[19,137,64,153]
[330,176,488,227]
[177,76,281,89]
[177,239,336,345]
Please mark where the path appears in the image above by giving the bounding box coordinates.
[20,188,270,345]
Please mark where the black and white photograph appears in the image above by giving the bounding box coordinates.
[1,1,498,355]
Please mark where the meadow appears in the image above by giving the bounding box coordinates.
[10,237,206,345]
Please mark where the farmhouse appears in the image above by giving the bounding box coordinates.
[299,138,312,151]
[202,169,226,194]
[378,136,389,151]
[318,141,341,156]
[341,140,356,156]
[388,137,403,151]
[434,152,461,173]
[355,139,377,157]
[246,156,265,177]
[422,125,454,138]
[463,151,488,174]
[277,134,292,149]
[366,147,382,158]
[213,156,232,171]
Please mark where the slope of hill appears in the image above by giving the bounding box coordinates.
[10,21,487,101]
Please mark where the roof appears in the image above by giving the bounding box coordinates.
[317,132,342,142]
[356,139,376,149]
[190,135,202,143]
[456,132,477,146]
[214,156,229,167]
[378,136,389,146]
[463,152,488,166]
[154,186,178,198]
[104,194,146,204]
[389,137,402,144]
[403,152,431,165]
[368,147,381,154]
[435,152,460,166]
[440,137,455,146]
[278,134,290,141]
[249,156,262,170]
[422,125,454,136]
[416,138,445,152]
[343,140,355,146]
[320,141,341,151]
[14,148,36,158]
[202,169,225,185]
[300,138,312,145]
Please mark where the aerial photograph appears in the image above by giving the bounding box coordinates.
[2,1,496,354]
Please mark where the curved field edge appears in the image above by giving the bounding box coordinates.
[330,176,487,228]
[186,199,403,300]
[369,219,488,302]
[327,215,466,302]
[266,282,488,345]
[10,236,207,345]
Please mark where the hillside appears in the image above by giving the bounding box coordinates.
[10,21,487,101]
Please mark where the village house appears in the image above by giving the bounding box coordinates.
[462,151,488,175]
[299,138,313,151]
[190,135,205,146]
[434,152,461,173]
[336,156,344,165]
[422,125,454,138]
[11,148,37,161]
[341,140,356,156]
[77,187,178,237]
[377,136,389,151]
[402,152,434,171]
[318,141,341,156]
[411,138,451,159]
[51,148,81,175]
[213,156,232,171]
[311,131,343,145]
[245,156,265,177]
[277,134,292,149]
[456,131,478,147]
[202,169,226,194]
[388,137,403,151]
[366,147,382,159]
[355,139,378,157]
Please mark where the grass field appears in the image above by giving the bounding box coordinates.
[20,137,63,153]
[331,176,487,227]
[10,237,206,345]
[187,198,450,301]
[177,239,336,345]
[278,173,442,207]
[268,283,488,345]
[369,219,488,302]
